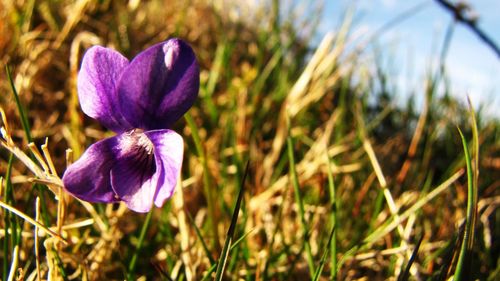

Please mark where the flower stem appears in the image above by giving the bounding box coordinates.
[127,210,153,280]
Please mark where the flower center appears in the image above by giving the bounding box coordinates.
[135,129,154,154]
[116,129,156,182]
[123,129,154,155]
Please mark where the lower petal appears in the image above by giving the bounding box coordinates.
[110,132,159,212]
[62,137,119,203]
[144,129,184,207]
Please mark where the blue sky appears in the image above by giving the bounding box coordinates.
[318,0,500,117]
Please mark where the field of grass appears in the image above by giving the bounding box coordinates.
[0,0,499,280]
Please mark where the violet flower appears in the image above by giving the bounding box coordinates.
[62,38,199,212]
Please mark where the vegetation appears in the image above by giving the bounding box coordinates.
[0,0,498,280]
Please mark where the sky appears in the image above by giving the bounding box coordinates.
[318,0,500,117]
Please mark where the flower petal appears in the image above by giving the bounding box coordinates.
[117,38,199,130]
[110,131,159,212]
[144,130,184,207]
[62,137,119,203]
[78,46,132,132]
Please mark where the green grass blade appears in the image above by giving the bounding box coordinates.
[201,264,218,281]
[3,155,14,281]
[185,113,220,251]
[229,228,254,251]
[213,161,249,281]
[312,224,336,281]
[202,41,230,123]
[6,65,32,142]
[287,123,315,278]
[263,183,289,279]
[453,127,477,281]
[363,170,463,245]
[325,151,338,280]
[6,66,67,279]
[185,209,216,265]
[127,209,153,280]
[6,64,52,226]
[397,235,423,281]
[2,178,7,281]
[466,96,479,251]
[200,228,254,281]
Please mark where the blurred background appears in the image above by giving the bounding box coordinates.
[318,0,500,117]
[322,0,500,117]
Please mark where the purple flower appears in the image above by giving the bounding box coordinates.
[62,39,199,212]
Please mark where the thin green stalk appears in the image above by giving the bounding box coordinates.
[185,113,220,251]
[364,170,463,245]
[312,225,336,281]
[397,235,423,281]
[453,127,477,281]
[286,131,315,278]
[127,209,153,280]
[203,42,226,123]
[325,153,337,280]
[6,65,51,227]
[6,65,31,142]
[3,155,14,281]
[263,181,289,279]
[52,249,68,280]
[467,96,479,251]
[369,189,385,232]
[213,162,249,281]
[186,209,216,265]
[201,264,218,281]
[200,228,254,281]
[2,189,8,281]
[230,229,254,251]
[4,151,23,281]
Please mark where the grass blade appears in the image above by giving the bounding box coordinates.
[6,65,32,142]
[325,151,338,280]
[312,225,336,281]
[127,209,153,280]
[229,228,255,251]
[453,127,477,281]
[3,154,17,281]
[185,209,216,265]
[0,199,66,242]
[397,235,424,281]
[466,96,479,251]
[262,183,289,279]
[185,113,220,251]
[6,65,67,279]
[286,120,315,278]
[213,161,249,281]
[201,264,218,281]
[363,170,463,245]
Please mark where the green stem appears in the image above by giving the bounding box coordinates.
[287,133,315,277]
[326,154,337,280]
[453,128,476,281]
[127,210,153,280]
[3,154,14,281]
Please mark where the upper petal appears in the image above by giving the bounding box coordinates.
[117,38,200,130]
[78,46,132,132]
[62,137,119,203]
[144,130,184,207]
